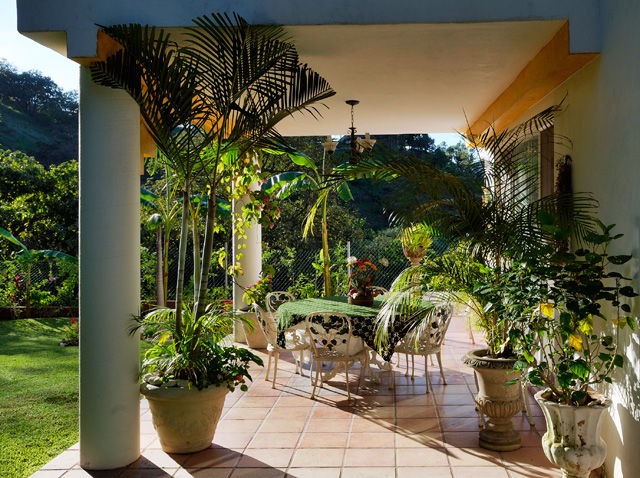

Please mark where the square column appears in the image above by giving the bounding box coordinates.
[78,67,141,469]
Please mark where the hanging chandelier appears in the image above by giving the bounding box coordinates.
[321,100,376,163]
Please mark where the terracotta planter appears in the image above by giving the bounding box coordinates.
[535,390,611,478]
[462,348,522,451]
[140,381,228,453]
[402,245,426,266]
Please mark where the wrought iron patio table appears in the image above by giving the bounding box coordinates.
[276,296,434,362]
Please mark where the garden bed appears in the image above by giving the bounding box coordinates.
[0,306,78,320]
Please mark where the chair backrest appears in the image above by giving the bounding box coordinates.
[370,286,388,296]
[404,303,454,352]
[265,291,296,313]
[305,311,361,358]
[252,302,277,345]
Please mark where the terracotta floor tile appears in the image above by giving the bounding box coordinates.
[506,465,562,477]
[290,448,345,467]
[396,405,438,418]
[395,432,445,448]
[236,396,279,408]
[216,419,263,433]
[500,446,555,468]
[236,448,294,467]
[350,418,394,433]
[354,406,395,419]
[174,468,232,478]
[343,448,395,467]
[395,395,435,407]
[299,432,348,448]
[119,470,178,477]
[229,468,286,477]
[259,418,306,432]
[440,417,482,432]
[183,448,242,468]
[286,468,341,478]
[397,467,453,478]
[247,432,301,449]
[305,418,352,433]
[268,406,312,420]
[275,395,314,407]
[439,406,479,418]
[396,447,449,467]
[443,432,481,448]
[447,447,502,467]
[341,466,396,478]
[395,384,429,394]
[41,450,79,470]
[223,407,271,420]
[436,395,475,406]
[395,418,440,434]
[311,406,355,419]
[348,432,396,448]
[245,386,283,397]
[451,466,510,478]
[212,432,255,449]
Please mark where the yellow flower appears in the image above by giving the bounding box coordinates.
[568,334,583,351]
[540,303,554,318]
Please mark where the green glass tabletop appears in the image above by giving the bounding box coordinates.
[277,296,384,329]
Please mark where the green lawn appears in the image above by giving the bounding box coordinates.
[0,318,79,478]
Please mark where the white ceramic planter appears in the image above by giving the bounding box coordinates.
[462,348,522,451]
[140,381,228,453]
[535,390,611,478]
[238,311,268,349]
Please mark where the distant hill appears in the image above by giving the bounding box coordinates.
[0,59,77,167]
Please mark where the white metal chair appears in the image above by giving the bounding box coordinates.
[370,286,388,296]
[394,303,454,392]
[305,311,368,402]
[252,303,309,389]
[265,291,296,313]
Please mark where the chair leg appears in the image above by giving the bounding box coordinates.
[429,355,435,366]
[522,384,535,426]
[436,352,446,385]
[424,354,430,394]
[311,360,320,399]
[405,353,410,377]
[345,362,351,402]
[272,351,279,389]
[265,350,272,382]
[411,354,415,381]
[468,316,475,344]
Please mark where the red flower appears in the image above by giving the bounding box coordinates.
[70,318,77,324]
[236,375,244,382]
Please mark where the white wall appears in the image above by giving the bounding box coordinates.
[512,1,640,476]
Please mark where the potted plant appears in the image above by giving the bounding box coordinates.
[501,216,637,477]
[241,272,274,348]
[401,224,432,266]
[346,256,380,306]
[136,304,262,453]
[359,106,598,451]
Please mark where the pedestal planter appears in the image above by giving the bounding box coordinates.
[462,348,522,451]
[140,381,228,453]
[348,289,374,306]
[402,245,426,267]
[535,390,611,478]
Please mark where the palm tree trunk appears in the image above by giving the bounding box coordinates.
[194,187,217,320]
[163,236,169,305]
[156,225,165,307]
[25,264,32,317]
[174,183,191,337]
[190,202,201,302]
[321,218,332,296]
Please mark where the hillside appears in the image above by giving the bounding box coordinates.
[0,60,77,167]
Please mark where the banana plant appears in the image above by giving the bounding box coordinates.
[262,148,353,296]
[0,227,76,317]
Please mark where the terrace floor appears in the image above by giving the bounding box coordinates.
[33,312,569,478]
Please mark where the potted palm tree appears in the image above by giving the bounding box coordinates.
[91,11,335,452]
[357,106,597,451]
[401,223,433,266]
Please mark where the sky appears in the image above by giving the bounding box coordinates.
[0,2,461,145]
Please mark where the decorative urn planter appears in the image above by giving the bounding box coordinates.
[348,287,374,306]
[402,245,426,267]
[140,379,228,453]
[535,390,611,478]
[462,348,522,451]
[237,310,268,349]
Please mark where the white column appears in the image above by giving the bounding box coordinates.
[232,185,262,312]
[78,67,141,469]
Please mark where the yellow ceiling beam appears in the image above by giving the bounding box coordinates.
[467,22,597,137]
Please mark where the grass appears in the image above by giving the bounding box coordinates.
[0,318,79,478]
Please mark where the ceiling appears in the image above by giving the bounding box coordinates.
[274,20,564,136]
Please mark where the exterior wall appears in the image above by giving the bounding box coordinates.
[509,1,640,476]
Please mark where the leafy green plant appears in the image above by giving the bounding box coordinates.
[135,304,263,391]
[242,274,273,310]
[61,317,79,346]
[401,223,432,258]
[479,216,638,405]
